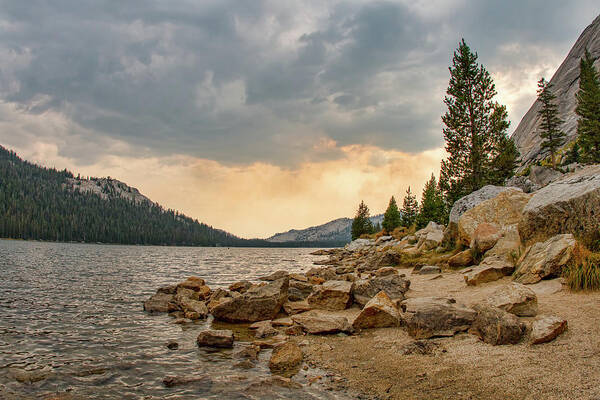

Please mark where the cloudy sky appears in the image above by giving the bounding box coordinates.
[0,1,598,238]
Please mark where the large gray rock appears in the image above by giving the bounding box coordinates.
[511,15,600,169]
[469,305,527,345]
[519,166,600,243]
[306,280,353,311]
[345,238,374,251]
[352,274,410,306]
[288,279,314,302]
[291,310,354,334]
[448,185,520,226]
[514,234,577,284]
[353,291,401,329]
[487,283,538,317]
[211,278,289,323]
[400,297,476,339]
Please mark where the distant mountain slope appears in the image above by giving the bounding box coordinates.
[511,14,600,169]
[267,214,384,244]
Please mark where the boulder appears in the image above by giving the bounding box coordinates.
[229,281,253,293]
[418,266,441,275]
[157,285,177,294]
[372,267,397,277]
[514,234,577,284]
[269,342,303,374]
[352,274,410,306]
[448,249,474,268]
[415,222,445,251]
[457,189,531,246]
[179,299,209,320]
[307,280,353,311]
[357,251,403,272]
[470,223,501,253]
[530,315,568,344]
[484,224,522,264]
[400,297,476,339]
[519,165,600,243]
[376,235,394,244]
[306,266,337,281]
[487,283,538,317]
[469,305,526,345]
[291,310,354,334]
[335,265,355,274]
[353,291,400,329]
[211,278,289,323]
[464,257,514,286]
[196,330,234,348]
[345,238,374,251]
[143,292,180,313]
[288,279,314,301]
[260,270,289,281]
[289,273,308,282]
[283,300,312,315]
[178,277,211,299]
[449,185,519,227]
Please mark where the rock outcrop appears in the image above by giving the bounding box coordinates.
[519,166,600,243]
[514,234,577,284]
[511,15,600,169]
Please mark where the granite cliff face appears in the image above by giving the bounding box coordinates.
[267,215,384,244]
[511,15,600,169]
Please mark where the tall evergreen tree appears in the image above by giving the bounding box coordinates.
[488,135,519,185]
[417,174,445,228]
[536,77,566,169]
[351,200,373,240]
[382,196,402,233]
[575,49,600,164]
[400,187,419,228]
[439,39,512,206]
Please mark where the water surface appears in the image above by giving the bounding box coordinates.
[0,240,348,399]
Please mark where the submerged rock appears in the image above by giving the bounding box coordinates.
[196,330,234,348]
[163,375,212,388]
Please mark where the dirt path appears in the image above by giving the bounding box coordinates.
[299,268,600,400]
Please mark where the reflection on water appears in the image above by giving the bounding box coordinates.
[0,240,347,399]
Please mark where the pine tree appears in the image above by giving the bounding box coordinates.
[488,135,519,185]
[351,200,374,240]
[439,39,512,206]
[575,49,600,164]
[417,174,445,228]
[564,141,581,165]
[382,196,402,233]
[400,187,419,228]
[537,77,566,169]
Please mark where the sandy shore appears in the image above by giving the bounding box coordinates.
[296,267,600,400]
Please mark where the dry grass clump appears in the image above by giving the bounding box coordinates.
[564,244,600,291]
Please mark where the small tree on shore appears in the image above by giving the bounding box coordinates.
[400,187,419,228]
[382,196,401,233]
[575,49,600,164]
[417,174,445,228]
[537,77,566,169]
[351,200,374,240]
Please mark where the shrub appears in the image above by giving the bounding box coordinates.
[564,245,600,291]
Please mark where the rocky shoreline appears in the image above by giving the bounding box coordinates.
[143,164,600,399]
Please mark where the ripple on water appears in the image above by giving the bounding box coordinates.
[0,240,349,399]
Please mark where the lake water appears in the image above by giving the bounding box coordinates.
[0,240,351,399]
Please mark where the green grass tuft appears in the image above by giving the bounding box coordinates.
[564,245,600,291]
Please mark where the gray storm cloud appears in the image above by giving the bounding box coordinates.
[0,0,598,166]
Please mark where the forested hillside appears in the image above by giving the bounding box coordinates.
[0,146,331,247]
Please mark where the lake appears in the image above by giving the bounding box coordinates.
[0,240,350,399]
